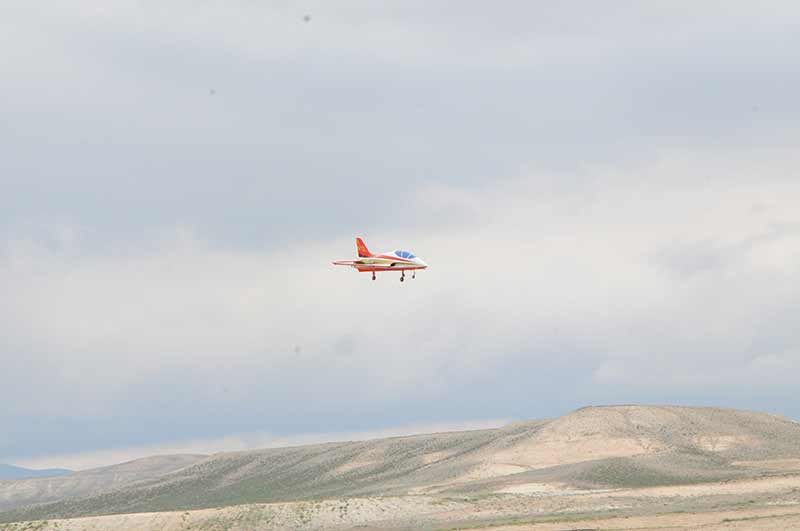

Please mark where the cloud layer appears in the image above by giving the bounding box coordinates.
[2,1,800,466]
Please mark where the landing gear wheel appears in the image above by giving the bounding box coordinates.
[412,272,416,279]
[400,275,405,282]
[372,272,376,281]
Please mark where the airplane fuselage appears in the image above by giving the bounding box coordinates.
[332,238,428,281]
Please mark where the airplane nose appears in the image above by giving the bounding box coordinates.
[418,259,428,268]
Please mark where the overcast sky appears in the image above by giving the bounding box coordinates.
[2,1,800,470]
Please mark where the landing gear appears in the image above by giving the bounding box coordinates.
[372,272,376,281]
[412,271,416,279]
[400,271,405,282]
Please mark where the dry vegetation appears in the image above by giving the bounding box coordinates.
[2,405,800,530]
[0,455,205,512]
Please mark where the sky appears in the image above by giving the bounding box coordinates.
[2,0,800,470]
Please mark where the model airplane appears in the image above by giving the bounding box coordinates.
[332,237,428,282]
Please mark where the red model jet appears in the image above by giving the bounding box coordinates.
[332,237,428,282]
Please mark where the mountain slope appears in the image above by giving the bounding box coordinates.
[0,465,71,481]
[0,454,205,512]
[2,405,799,523]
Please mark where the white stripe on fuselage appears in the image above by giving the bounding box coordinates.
[360,257,408,265]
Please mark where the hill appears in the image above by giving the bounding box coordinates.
[2,405,799,524]
[0,454,205,512]
[0,465,71,481]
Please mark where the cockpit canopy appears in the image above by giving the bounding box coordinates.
[395,250,416,259]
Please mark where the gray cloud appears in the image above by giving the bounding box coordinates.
[2,1,800,465]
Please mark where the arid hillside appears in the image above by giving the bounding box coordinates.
[0,455,205,512]
[2,405,799,526]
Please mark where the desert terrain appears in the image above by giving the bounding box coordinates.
[2,405,800,530]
